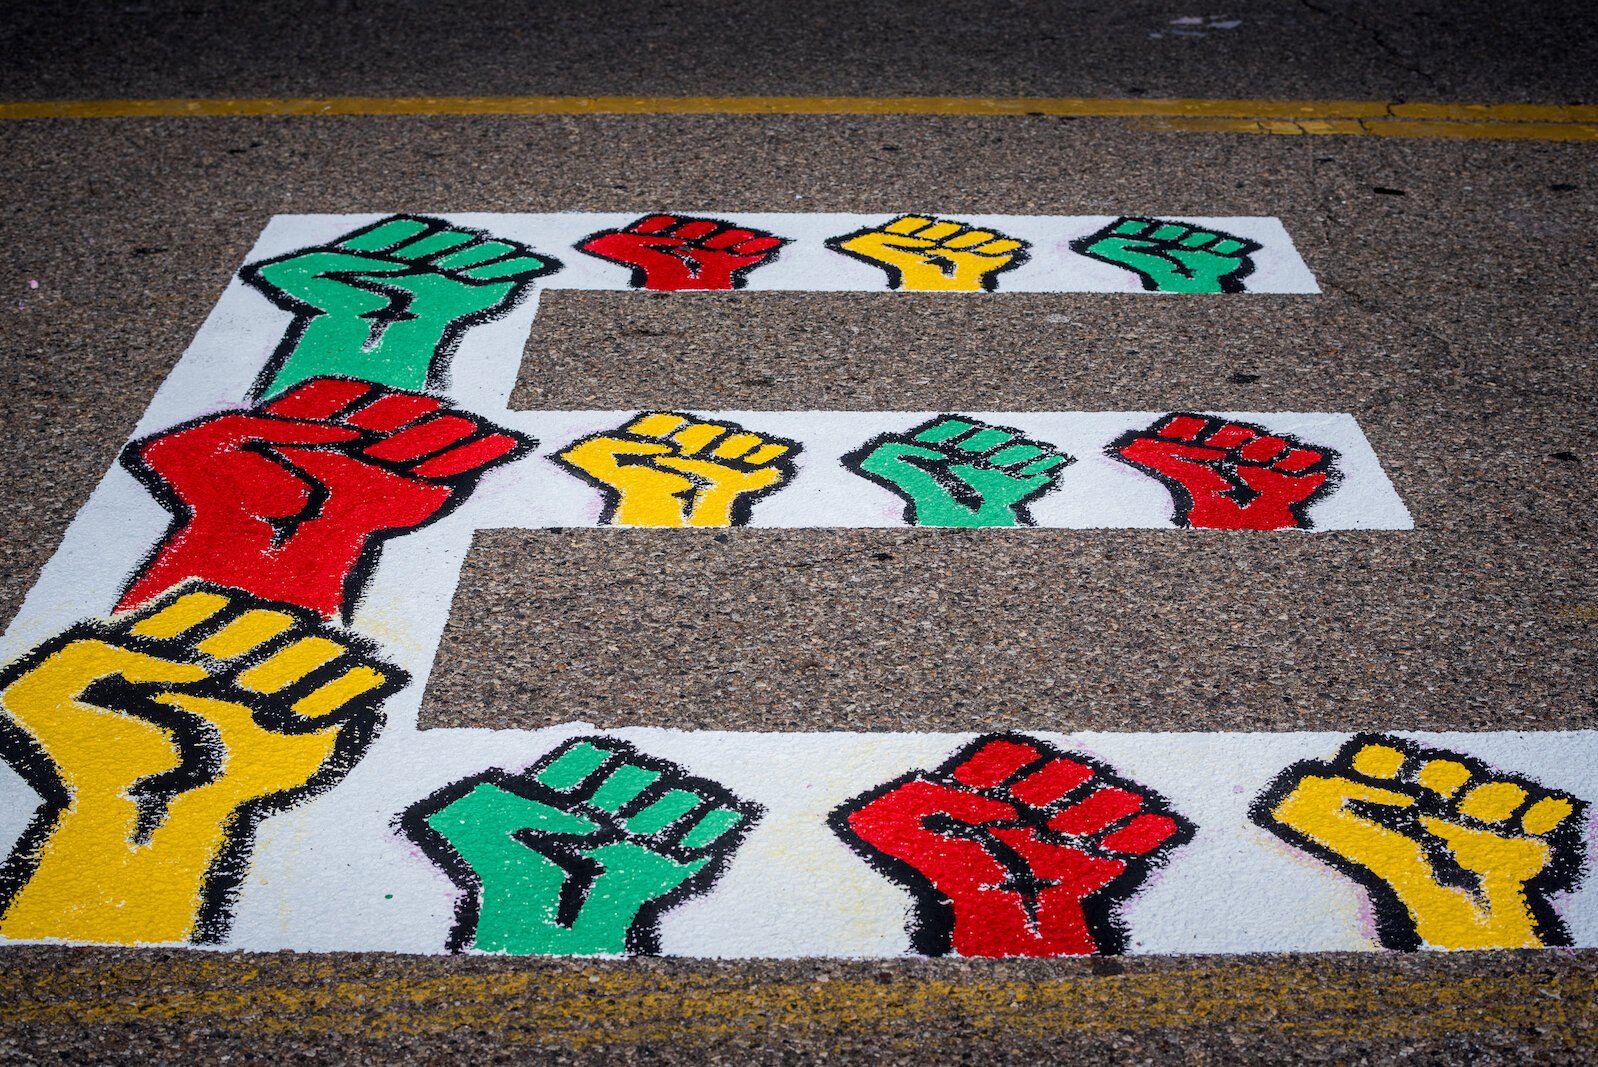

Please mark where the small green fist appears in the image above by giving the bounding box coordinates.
[400,737,761,956]
[242,215,560,398]
[1071,216,1261,293]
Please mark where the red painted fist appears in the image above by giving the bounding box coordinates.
[120,378,532,619]
[832,735,1190,957]
[578,214,785,291]
[1112,413,1338,531]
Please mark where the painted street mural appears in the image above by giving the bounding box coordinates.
[1253,735,1587,951]
[400,737,761,955]
[830,734,1191,957]
[826,215,1029,292]
[479,409,1404,532]
[1069,217,1263,294]
[0,586,403,945]
[553,412,801,528]
[0,212,1591,958]
[222,212,1322,299]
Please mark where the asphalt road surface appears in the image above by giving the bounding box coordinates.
[1,2,1595,1062]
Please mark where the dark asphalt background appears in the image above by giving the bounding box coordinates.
[2,0,1596,103]
[1,2,1596,1063]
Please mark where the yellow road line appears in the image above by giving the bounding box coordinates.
[1149,116,1598,141]
[1,955,1592,1049]
[0,95,1593,140]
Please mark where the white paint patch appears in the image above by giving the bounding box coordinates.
[0,729,1592,956]
[245,212,1320,295]
[0,212,1398,718]
[1152,16,1244,39]
[470,409,1411,531]
[0,212,1585,962]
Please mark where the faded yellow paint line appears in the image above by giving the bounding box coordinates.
[1,956,1592,1050]
[0,95,1594,141]
[1149,115,1598,141]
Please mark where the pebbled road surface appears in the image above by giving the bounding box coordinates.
[1,2,1595,1062]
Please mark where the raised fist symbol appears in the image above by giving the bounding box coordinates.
[1071,217,1260,294]
[1111,413,1339,530]
[554,412,799,527]
[241,215,559,398]
[832,734,1191,957]
[844,416,1073,527]
[577,215,786,291]
[828,215,1028,292]
[401,737,761,955]
[120,377,534,619]
[1255,735,1587,950]
[0,585,402,944]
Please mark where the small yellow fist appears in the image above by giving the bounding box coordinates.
[555,412,799,527]
[828,215,1028,292]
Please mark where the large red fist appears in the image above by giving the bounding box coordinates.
[120,377,532,619]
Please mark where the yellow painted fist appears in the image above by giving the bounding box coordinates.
[555,412,800,527]
[1256,734,1584,951]
[828,215,1028,292]
[0,585,402,945]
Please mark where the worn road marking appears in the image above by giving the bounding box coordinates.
[0,956,1591,1049]
[1148,116,1598,141]
[1,95,1594,140]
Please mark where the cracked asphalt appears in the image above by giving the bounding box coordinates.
[1,2,1596,1063]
